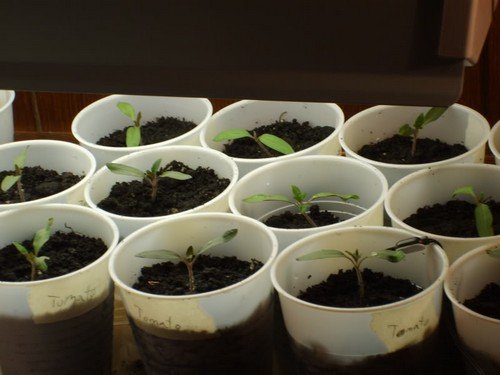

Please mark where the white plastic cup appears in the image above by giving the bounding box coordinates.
[0,140,96,212]
[229,155,387,252]
[0,204,120,374]
[84,145,238,238]
[489,120,500,165]
[340,104,490,186]
[385,164,500,263]
[444,242,500,371]
[200,100,344,177]
[0,90,15,144]
[271,226,448,366]
[72,94,213,168]
[109,212,278,373]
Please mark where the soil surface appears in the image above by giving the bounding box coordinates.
[357,134,468,164]
[129,298,273,374]
[0,291,113,375]
[298,268,422,308]
[98,160,230,217]
[133,254,263,295]
[221,119,333,158]
[0,230,107,282]
[264,204,340,229]
[463,282,500,319]
[403,199,500,237]
[96,116,197,147]
[0,166,82,204]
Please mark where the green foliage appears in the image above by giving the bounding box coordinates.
[117,102,143,147]
[106,159,191,201]
[398,107,448,156]
[296,244,406,302]
[244,185,359,227]
[1,147,28,202]
[136,228,238,292]
[12,218,53,280]
[213,128,294,156]
[452,186,494,237]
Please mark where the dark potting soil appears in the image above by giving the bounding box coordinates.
[357,134,468,164]
[221,119,333,158]
[0,290,113,375]
[98,160,230,217]
[96,116,197,147]
[298,268,422,308]
[129,298,273,374]
[463,283,500,320]
[0,166,83,204]
[264,204,340,229]
[133,254,263,295]
[403,199,500,238]
[0,230,107,282]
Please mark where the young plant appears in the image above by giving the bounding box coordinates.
[452,186,494,237]
[12,217,53,281]
[213,113,294,157]
[243,185,359,227]
[106,159,191,201]
[1,146,28,202]
[136,228,238,293]
[398,107,448,157]
[117,102,142,147]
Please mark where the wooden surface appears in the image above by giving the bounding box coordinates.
[11,13,499,148]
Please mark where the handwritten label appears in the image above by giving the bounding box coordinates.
[133,304,182,331]
[47,286,98,310]
[370,291,439,353]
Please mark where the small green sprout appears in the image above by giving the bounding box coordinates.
[117,102,143,147]
[136,228,238,293]
[213,113,294,157]
[244,185,359,228]
[1,147,28,202]
[296,246,406,303]
[106,159,191,201]
[12,218,53,281]
[452,186,494,237]
[398,107,448,157]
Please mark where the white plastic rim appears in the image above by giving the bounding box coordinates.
[0,139,96,212]
[229,155,388,251]
[0,203,119,322]
[444,242,500,366]
[200,100,345,177]
[385,163,500,264]
[0,90,15,144]
[339,104,490,186]
[271,226,448,363]
[109,212,278,337]
[489,120,500,165]
[84,145,239,238]
[71,94,213,168]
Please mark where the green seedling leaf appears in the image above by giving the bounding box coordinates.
[291,185,307,202]
[259,134,294,155]
[413,113,425,130]
[1,175,20,192]
[371,249,406,263]
[106,163,145,178]
[296,249,345,261]
[33,218,53,254]
[126,126,141,147]
[486,247,500,258]
[398,124,413,137]
[198,228,238,256]
[35,256,50,272]
[475,203,494,237]
[117,102,136,120]
[150,159,162,174]
[12,242,29,256]
[159,171,192,180]
[243,194,292,204]
[423,107,447,125]
[310,192,360,201]
[136,249,181,260]
[452,186,475,199]
[14,147,28,169]
[213,129,252,142]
